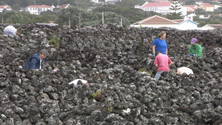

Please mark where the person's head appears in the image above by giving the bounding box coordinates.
[191,38,197,46]
[155,51,161,56]
[159,31,166,40]
[86,82,90,86]
[39,49,49,59]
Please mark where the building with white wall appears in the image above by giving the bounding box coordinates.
[0,5,12,12]
[25,5,54,15]
[136,2,187,16]
[131,15,198,30]
[25,4,70,15]
[176,20,198,30]
[131,15,179,29]
[201,24,222,30]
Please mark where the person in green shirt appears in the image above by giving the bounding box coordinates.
[187,38,202,58]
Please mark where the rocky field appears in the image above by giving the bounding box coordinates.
[0,24,222,125]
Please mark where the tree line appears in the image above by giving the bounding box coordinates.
[0,7,132,26]
[0,0,221,27]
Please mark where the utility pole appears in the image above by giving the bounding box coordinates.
[79,12,81,26]
[102,12,104,25]
[69,18,71,27]
[2,17,3,24]
[34,0,36,5]
[120,18,122,27]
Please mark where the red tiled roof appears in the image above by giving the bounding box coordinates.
[142,2,171,8]
[134,15,178,25]
[58,4,69,8]
[201,3,213,7]
[173,19,184,23]
[27,5,52,8]
[0,5,12,9]
[183,5,198,12]
[207,24,222,29]
[183,6,195,12]
[183,5,197,9]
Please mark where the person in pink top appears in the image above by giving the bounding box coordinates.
[154,51,173,80]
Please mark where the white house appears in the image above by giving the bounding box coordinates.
[130,15,179,29]
[105,0,121,4]
[176,20,198,30]
[183,5,198,13]
[136,2,187,16]
[195,1,203,5]
[25,4,70,15]
[57,4,70,9]
[201,24,222,30]
[0,5,12,12]
[135,4,141,9]
[199,15,210,19]
[25,5,55,15]
[214,5,222,10]
[131,15,198,30]
[183,13,196,21]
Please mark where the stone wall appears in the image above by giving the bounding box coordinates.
[0,24,222,125]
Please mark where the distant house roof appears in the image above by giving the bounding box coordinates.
[57,4,70,9]
[205,24,222,29]
[201,3,214,7]
[178,20,198,26]
[0,5,12,10]
[26,5,52,8]
[184,7,195,12]
[133,15,178,25]
[173,19,184,23]
[184,5,197,9]
[142,2,171,8]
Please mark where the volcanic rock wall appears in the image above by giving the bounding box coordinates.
[0,24,222,125]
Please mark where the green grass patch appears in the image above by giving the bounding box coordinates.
[47,36,60,49]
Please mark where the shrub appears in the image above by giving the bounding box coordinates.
[47,36,60,49]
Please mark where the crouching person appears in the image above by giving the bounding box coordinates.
[3,25,17,36]
[177,67,194,75]
[154,51,173,81]
[23,49,49,70]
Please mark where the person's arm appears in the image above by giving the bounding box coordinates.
[177,69,180,74]
[168,57,172,66]
[169,62,173,66]
[155,64,158,68]
[154,57,158,68]
[195,45,203,57]
[152,39,157,55]
[30,58,39,69]
[166,49,168,55]
[152,45,156,55]
[188,46,192,55]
